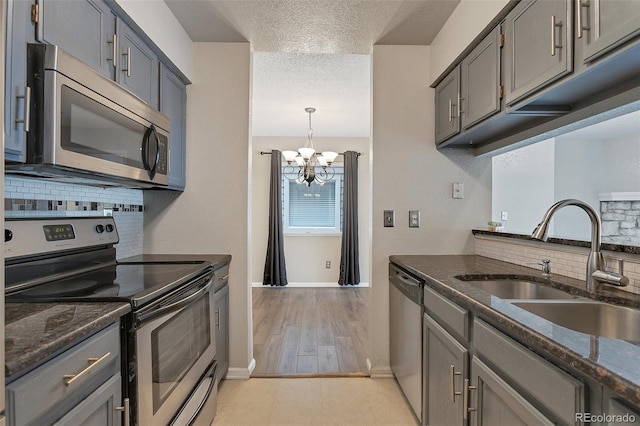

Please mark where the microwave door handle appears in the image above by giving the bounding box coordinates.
[149,126,160,179]
[141,125,160,180]
[141,126,153,176]
[136,280,212,326]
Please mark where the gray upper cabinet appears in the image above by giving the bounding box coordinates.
[434,65,461,144]
[460,26,502,130]
[503,0,573,107]
[117,20,159,108]
[4,0,36,162]
[37,0,117,79]
[469,358,554,426]
[577,0,640,63]
[160,64,186,190]
[423,314,468,426]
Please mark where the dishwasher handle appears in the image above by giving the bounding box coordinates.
[389,264,423,304]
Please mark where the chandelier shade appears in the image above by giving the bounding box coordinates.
[282,107,338,186]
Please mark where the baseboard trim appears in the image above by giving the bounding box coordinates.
[225,359,256,380]
[252,282,370,288]
[369,365,394,379]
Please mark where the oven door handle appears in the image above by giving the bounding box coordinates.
[137,280,212,326]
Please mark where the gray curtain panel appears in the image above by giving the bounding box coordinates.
[339,151,360,285]
[263,150,288,286]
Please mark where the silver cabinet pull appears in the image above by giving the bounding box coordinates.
[15,86,31,132]
[448,99,453,122]
[107,33,117,68]
[462,378,477,420]
[450,365,462,402]
[221,274,230,281]
[63,352,111,386]
[122,47,131,77]
[115,398,130,426]
[215,307,220,329]
[577,0,591,38]
[551,15,563,56]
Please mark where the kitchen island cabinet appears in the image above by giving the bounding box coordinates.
[391,254,640,419]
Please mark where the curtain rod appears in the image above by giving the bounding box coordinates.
[260,151,361,157]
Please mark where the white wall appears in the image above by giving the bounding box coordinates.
[492,139,555,234]
[115,0,193,80]
[370,45,492,375]
[429,0,510,85]
[251,136,371,284]
[144,43,253,376]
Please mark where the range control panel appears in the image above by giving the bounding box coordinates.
[5,217,119,260]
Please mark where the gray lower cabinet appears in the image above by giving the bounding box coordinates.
[117,20,159,108]
[4,0,36,162]
[214,282,229,381]
[37,0,117,79]
[578,0,640,64]
[469,358,553,426]
[5,324,125,426]
[503,0,573,107]
[434,65,461,144]
[460,26,502,130]
[423,313,468,426]
[160,64,187,190]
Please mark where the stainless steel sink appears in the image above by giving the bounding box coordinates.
[513,301,640,340]
[455,275,577,300]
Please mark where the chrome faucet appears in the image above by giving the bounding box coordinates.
[531,199,629,291]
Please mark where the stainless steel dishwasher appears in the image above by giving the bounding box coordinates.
[389,263,423,422]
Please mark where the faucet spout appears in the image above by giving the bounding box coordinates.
[531,199,604,291]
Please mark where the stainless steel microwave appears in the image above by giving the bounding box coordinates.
[7,44,169,187]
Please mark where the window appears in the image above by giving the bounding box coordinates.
[282,168,343,235]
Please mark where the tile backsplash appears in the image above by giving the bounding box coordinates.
[5,177,144,259]
[475,234,640,295]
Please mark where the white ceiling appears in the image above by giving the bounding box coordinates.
[165,0,460,137]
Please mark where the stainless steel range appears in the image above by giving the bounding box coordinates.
[5,217,218,426]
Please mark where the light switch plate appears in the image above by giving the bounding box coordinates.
[409,210,420,228]
[384,210,395,227]
[452,182,464,199]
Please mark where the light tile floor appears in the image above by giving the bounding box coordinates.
[213,377,419,426]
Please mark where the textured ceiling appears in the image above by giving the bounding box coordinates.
[165,0,460,137]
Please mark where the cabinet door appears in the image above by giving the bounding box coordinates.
[607,399,640,425]
[423,314,468,426]
[160,64,187,190]
[434,65,460,144]
[469,358,554,426]
[578,0,640,63]
[53,374,122,426]
[5,0,35,162]
[117,20,158,108]
[461,26,501,130]
[38,0,117,79]
[503,0,573,107]
[214,284,229,380]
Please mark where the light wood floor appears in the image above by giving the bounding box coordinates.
[252,287,369,377]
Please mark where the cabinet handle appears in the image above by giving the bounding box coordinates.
[576,0,590,39]
[463,378,477,420]
[448,99,453,122]
[115,398,130,426]
[63,352,111,386]
[215,307,220,329]
[15,87,31,132]
[107,33,117,68]
[450,365,462,402]
[122,47,131,77]
[551,15,563,56]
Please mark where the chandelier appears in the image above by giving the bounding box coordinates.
[282,107,338,186]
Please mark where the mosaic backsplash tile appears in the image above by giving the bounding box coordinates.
[4,177,144,259]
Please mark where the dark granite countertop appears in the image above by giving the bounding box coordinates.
[119,253,231,270]
[390,254,640,408]
[5,302,131,381]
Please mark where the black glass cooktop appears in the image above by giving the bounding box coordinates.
[6,262,212,308]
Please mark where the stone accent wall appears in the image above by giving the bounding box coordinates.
[601,201,640,246]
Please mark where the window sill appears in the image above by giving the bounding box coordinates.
[284,232,342,237]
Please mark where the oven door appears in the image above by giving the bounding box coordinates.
[135,277,216,426]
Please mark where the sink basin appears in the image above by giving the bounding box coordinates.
[513,301,640,341]
[455,275,576,300]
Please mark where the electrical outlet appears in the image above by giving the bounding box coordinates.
[325,261,331,269]
[384,210,395,227]
[104,208,113,217]
[409,210,420,228]
[452,182,464,199]
[501,211,508,221]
